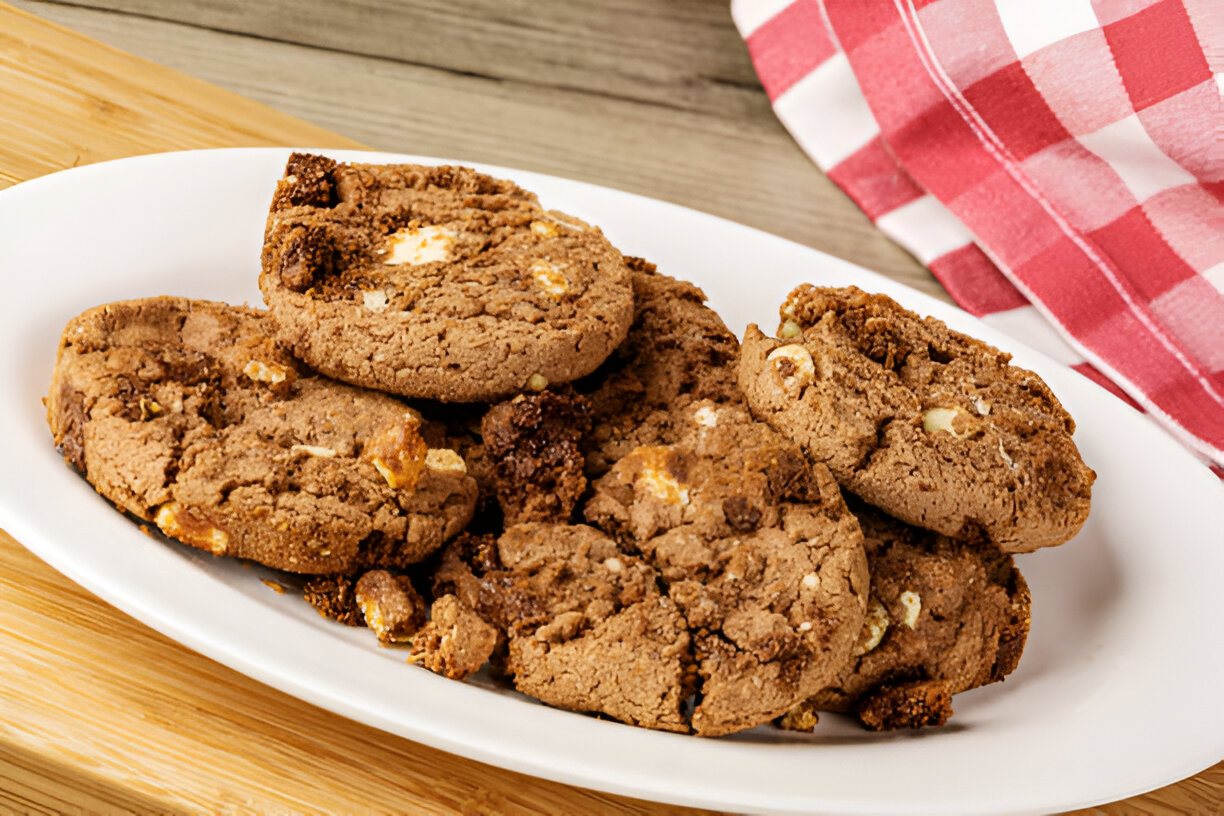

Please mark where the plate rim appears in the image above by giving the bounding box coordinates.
[1,147,1221,815]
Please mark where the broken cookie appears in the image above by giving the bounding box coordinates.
[409,594,498,680]
[429,526,693,731]
[356,569,427,645]
[46,297,477,573]
[585,400,870,736]
[781,500,1030,731]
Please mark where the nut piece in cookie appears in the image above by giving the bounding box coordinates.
[45,297,478,574]
[738,285,1095,552]
[784,501,1030,730]
[481,388,590,525]
[579,257,742,477]
[585,401,869,736]
[260,153,635,402]
[409,594,498,680]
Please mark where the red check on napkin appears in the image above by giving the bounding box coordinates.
[732,0,1224,470]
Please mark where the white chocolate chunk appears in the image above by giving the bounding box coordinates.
[362,289,389,312]
[779,320,803,339]
[603,557,624,573]
[530,219,559,237]
[854,598,891,656]
[154,502,229,556]
[766,344,816,396]
[542,213,586,233]
[973,397,992,416]
[359,599,389,639]
[899,591,922,629]
[385,225,457,266]
[923,407,967,438]
[424,448,467,473]
[693,405,718,428]
[641,468,689,506]
[801,572,819,590]
[530,260,569,298]
[291,444,337,458]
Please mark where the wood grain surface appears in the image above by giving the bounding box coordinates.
[9,0,939,302]
[0,2,1219,814]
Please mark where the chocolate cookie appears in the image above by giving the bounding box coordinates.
[429,525,693,731]
[781,501,1030,731]
[738,285,1094,552]
[498,524,693,732]
[585,401,869,736]
[579,257,741,477]
[260,153,635,402]
[47,297,477,573]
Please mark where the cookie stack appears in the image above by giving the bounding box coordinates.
[46,154,1094,737]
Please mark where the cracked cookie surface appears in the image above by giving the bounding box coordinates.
[785,500,1029,730]
[432,524,693,731]
[46,296,477,573]
[579,257,741,477]
[260,153,634,402]
[738,285,1094,552]
[585,400,869,736]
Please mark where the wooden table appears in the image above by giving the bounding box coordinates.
[1,3,1219,813]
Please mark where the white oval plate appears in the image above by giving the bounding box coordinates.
[0,149,1220,816]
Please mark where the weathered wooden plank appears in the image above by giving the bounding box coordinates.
[0,2,364,189]
[9,0,941,299]
[18,0,764,114]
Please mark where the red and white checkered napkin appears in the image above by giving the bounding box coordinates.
[731,0,1224,470]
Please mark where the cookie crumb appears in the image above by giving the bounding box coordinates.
[857,680,953,731]
[302,574,364,626]
[261,578,287,594]
[410,595,498,679]
[356,570,426,645]
[775,701,820,732]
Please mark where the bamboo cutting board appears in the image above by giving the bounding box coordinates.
[0,4,1218,813]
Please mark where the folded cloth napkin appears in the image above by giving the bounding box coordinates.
[731,0,1224,471]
